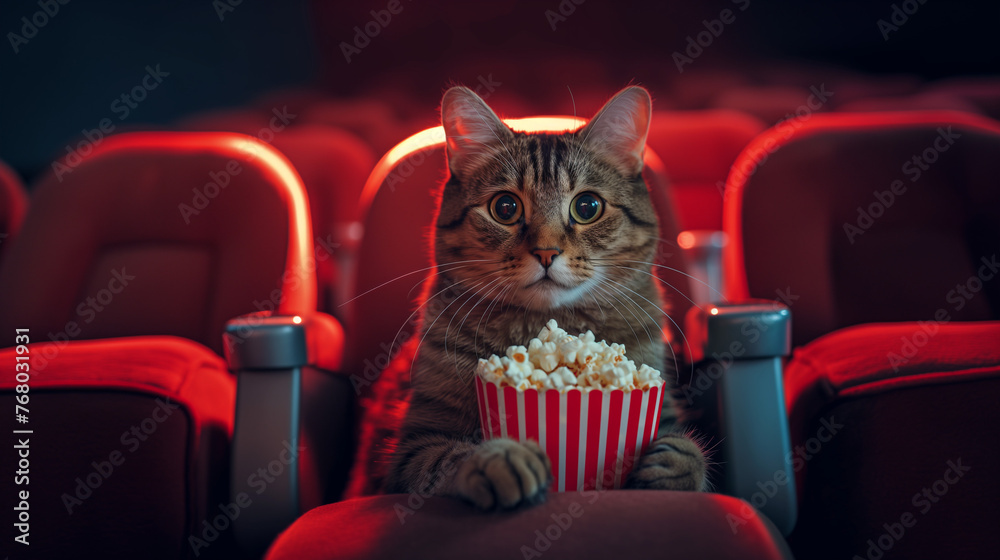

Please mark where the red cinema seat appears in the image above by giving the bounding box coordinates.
[0,132,328,559]
[723,112,1000,560]
[301,98,415,156]
[647,110,766,232]
[0,158,27,260]
[263,115,795,560]
[267,124,377,314]
[177,109,379,314]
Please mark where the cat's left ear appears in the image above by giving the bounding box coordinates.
[441,86,513,180]
[579,86,652,177]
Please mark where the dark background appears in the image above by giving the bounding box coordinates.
[2,0,998,181]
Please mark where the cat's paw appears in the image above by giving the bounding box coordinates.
[455,438,552,510]
[625,433,707,491]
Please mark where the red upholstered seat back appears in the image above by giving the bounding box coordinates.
[647,110,765,231]
[0,159,27,259]
[724,112,1000,345]
[346,117,690,382]
[0,132,315,354]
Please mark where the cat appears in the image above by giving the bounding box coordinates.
[368,85,707,508]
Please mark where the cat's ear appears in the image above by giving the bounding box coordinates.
[441,86,513,179]
[579,86,652,177]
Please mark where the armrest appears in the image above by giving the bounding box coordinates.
[223,312,349,556]
[677,229,728,305]
[684,300,797,536]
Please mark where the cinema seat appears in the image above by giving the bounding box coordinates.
[267,125,377,314]
[0,132,345,559]
[261,116,796,559]
[646,110,766,303]
[177,110,379,314]
[723,111,1000,560]
[0,158,27,260]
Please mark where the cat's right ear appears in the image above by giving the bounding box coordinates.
[441,86,512,180]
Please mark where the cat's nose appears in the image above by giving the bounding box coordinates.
[532,247,563,268]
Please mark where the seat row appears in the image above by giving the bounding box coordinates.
[0,108,998,559]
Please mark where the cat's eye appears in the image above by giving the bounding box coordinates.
[570,192,604,224]
[489,192,523,225]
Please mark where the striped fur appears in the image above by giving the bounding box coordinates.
[383,86,707,507]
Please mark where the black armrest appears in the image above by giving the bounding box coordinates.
[223,312,349,556]
[684,300,797,535]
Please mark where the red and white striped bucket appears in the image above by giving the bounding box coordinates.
[474,377,663,491]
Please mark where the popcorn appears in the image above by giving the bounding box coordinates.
[475,319,663,392]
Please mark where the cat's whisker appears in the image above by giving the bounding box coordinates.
[595,262,706,313]
[595,279,658,364]
[340,259,493,307]
[442,274,499,359]
[386,271,492,359]
[616,259,729,304]
[589,282,644,357]
[451,278,509,372]
[600,278,688,384]
[411,274,507,380]
[444,274,503,365]
[473,277,515,357]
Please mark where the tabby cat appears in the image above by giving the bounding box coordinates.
[381,85,707,508]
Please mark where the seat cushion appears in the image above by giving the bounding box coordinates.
[783,322,1000,560]
[266,492,791,560]
[0,336,237,558]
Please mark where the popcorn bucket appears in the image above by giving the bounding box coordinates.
[474,378,664,491]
